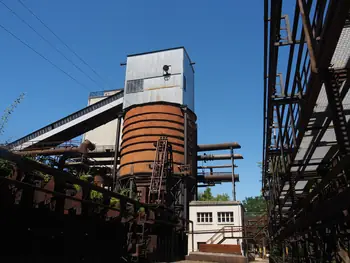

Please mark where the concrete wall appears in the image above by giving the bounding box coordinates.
[188,201,244,254]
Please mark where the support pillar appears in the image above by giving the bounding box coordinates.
[183,106,188,227]
[113,114,122,189]
[230,147,236,201]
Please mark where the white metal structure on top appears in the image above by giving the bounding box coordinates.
[123,47,195,112]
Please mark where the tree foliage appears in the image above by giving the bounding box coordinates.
[198,187,230,201]
[242,195,266,216]
[0,93,25,137]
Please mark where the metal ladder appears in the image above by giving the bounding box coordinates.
[148,137,169,204]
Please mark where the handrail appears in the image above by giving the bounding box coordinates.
[206,226,243,244]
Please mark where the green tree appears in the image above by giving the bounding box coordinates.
[198,187,230,201]
[215,193,230,201]
[198,187,213,201]
[242,195,266,216]
[0,93,25,137]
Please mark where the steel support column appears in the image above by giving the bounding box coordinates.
[183,106,188,229]
[112,114,122,189]
[230,147,236,201]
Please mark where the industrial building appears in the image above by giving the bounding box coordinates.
[0,47,248,262]
[188,201,244,253]
[1,0,349,261]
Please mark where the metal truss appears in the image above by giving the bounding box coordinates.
[263,0,350,262]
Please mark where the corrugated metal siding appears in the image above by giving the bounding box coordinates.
[123,47,195,112]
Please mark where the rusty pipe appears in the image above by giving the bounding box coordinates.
[198,164,238,169]
[297,0,317,73]
[197,173,240,182]
[15,140,95,156]
[197,154,243,161]
[197,142,241,151]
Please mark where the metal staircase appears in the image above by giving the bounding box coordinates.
[206,226,244,244]
[148,137,171,204]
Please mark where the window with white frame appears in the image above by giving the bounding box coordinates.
[197,212,213,223]
[217,212,234,223]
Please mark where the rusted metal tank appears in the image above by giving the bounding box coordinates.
[119,103,197,184]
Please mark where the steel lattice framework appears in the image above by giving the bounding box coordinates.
[263,0,350,262]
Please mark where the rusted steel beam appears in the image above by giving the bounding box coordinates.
[297,0,318,73]
[198,164,238,169]
[197,154,243,161]
[14,140,95,156]
[197,142,241,151]
[277,176,350,240]
[197,173,239,182]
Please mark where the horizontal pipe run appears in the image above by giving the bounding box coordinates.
[15,140,95,156]
[198,165,238,169]
[197,184,215,187]
[197,154,243,161]
[197,142,241,152]
[198,173,239,182]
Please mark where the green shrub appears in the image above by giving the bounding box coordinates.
[0,159,12,177]
[110,197,120,208]
[90,190,103,200]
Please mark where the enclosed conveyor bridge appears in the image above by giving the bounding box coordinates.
[7,91,124,151]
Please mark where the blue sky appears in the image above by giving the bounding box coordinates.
[0,0,271,201]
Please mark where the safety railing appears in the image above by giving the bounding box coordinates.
[206,226,243,244]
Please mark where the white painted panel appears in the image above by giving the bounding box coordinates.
[126,49,183,80]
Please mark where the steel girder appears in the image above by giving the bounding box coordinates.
[263,0,350,261]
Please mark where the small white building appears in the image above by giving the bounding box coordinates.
[188,201,245,254]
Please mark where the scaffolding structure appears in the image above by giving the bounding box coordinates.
[263,0,350,261]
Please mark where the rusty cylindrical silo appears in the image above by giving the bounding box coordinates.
[118,102,197,201]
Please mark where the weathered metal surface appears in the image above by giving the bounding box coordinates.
[14,140,95,156]
[123,47,195,111]
[198,164,237,169]
[197,154,243,161]
[263,0,350,261]
[119,103,197,177]
[0,146,187,262]
[197,142,241,151]
[197,173,239,182]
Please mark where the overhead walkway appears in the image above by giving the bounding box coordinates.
[8,91,124,151]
